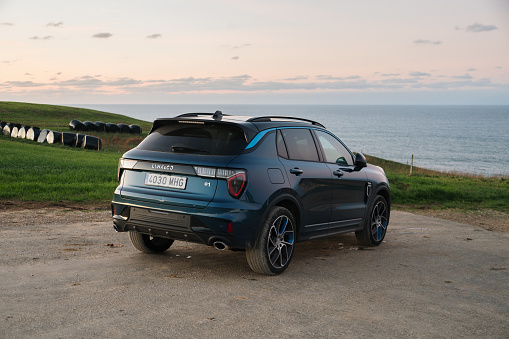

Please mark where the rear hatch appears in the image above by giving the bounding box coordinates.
[118,120,248,209]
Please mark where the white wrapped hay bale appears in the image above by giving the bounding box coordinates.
[37,129,50,143]
[82,135,102,150]
[26,127,41,141]
[46,131,62,144]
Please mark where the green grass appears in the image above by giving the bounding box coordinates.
[1,101,508,212]
[366,155,509,212]
[0,139,119,203]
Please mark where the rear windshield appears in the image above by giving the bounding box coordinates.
[137,122,247,155]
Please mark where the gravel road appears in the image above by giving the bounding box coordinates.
[1,209,508,338]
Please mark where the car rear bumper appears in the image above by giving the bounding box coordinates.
[111,194,264,249]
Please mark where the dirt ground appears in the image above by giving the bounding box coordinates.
[401,207,509,233]
[1,206,508,338]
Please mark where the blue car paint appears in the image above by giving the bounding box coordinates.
[111,115,390,252]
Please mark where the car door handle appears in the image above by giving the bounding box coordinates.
[333,170,344,178]
[289,168,304,176]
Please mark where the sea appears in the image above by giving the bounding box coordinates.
[69,104,509,177]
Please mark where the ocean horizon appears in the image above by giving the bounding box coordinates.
[68,104,509,177]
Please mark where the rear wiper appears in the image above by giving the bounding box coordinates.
[172,146,209,153]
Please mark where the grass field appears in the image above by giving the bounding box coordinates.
[0,139,119,203]
[365,155,508,212]
[1,101,508,212]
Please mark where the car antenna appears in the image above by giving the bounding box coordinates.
[212,110,223,120]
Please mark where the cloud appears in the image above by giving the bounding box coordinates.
[409,72,431,77]
[466,68,476,72]
[221,44,251,49]
[92,32,113,39]
[171,76,213,83]
[231,56,239,60]
[131,75,384,93]
[49,76,142,88]
[465,22,497,33]
[381,78,419,84]
[451,74,473,80]
[105,78,142,86]
[25,73,33,76]
[6,81,45,87]
[46,21,63,27]
[413,39,442,45]
[379,73,400,77]
[2,59,21,64]
[316,75,362,81]
[147,34,162,39]
[1,22,14,26]
[232,44,250,49]
[316,75,345,80]
[29,36,53,40]
[410,78,494,90]
[3,73,506,99]
[283,76,309,81]
[56,77,103,87]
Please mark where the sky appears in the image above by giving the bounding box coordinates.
[1,0,508,105]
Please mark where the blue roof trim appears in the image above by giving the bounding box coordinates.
[245,126,332,150]
[245,128,276,149]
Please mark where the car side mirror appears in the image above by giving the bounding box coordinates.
[354,153,367,169]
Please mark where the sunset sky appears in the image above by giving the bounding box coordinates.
[1,0,508,104]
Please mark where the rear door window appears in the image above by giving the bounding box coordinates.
[280,128,319,162]
[137,122,247,155]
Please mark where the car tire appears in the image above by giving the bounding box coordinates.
[355,195,389,246]
[246,206,296,275]
[128,231,174,254]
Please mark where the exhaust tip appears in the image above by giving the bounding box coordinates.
[212,241,229,251]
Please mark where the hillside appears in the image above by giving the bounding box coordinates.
[0,101,152,131]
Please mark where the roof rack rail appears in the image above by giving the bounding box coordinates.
[247,116,325,128]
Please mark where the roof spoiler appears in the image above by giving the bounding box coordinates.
[148,111,227,134]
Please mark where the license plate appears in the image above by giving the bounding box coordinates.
[144,173,187,190]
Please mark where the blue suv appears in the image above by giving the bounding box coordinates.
[112,112,390,275]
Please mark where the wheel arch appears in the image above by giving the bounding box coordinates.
[374,184,391,223]
[266,194,302,240]
[375,185,391,208]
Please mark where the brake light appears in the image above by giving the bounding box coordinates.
[227,172,247,198]
[118,158,138,182]
[194,166,247,198]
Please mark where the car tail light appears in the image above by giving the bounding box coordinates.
[194,166,247,198]
[227,172,247,198]
[118,158,138,182]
